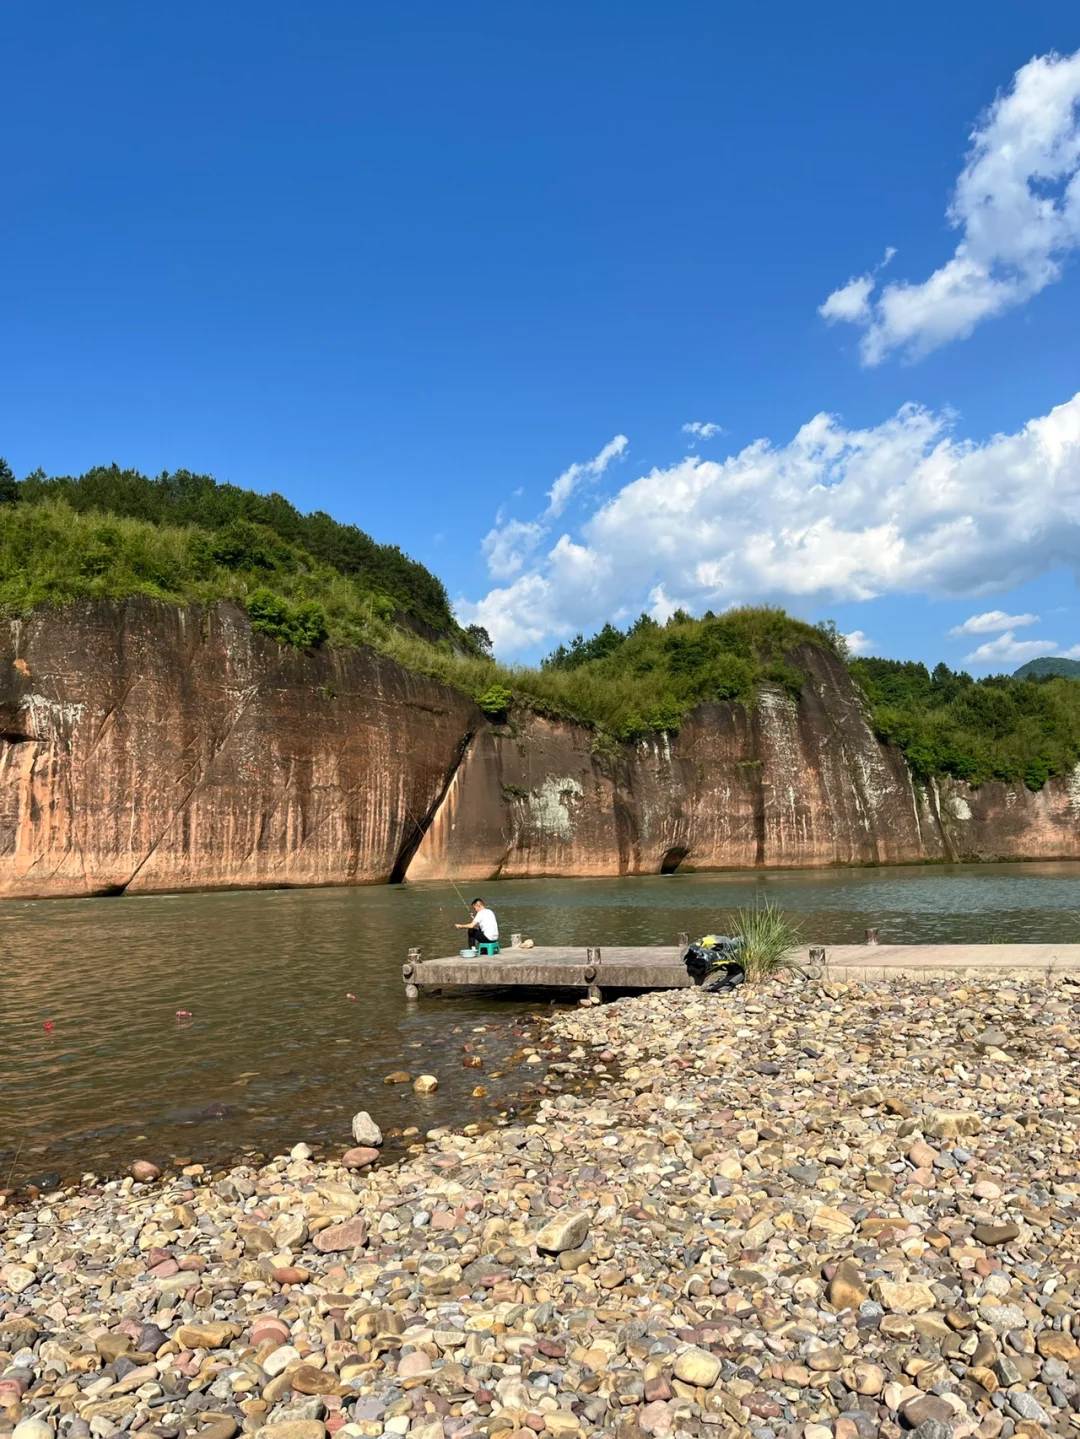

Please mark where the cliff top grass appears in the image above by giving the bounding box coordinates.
[0,458,458,637]
[0,476,840,739]
[400,604,841,743]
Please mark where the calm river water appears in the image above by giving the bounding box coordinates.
[4,862,1080,1185]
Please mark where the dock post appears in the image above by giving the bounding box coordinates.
[583,948,602,1003]
[865,928,879,945]
[677,932,689,949]
[403,948,422,1002]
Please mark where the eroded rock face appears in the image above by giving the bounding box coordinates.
[3,603,1080,898]
[931,769,1080,861]
[408,642,945,879]
[0,598,477,897]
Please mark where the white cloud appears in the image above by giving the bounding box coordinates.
[460,390,1080,655]
[964,631,1080,664]
[478,435,627,587]
[819,275,875,325]
[820,48,1080,363]
[546,434,628,518]
[682,421,724,440]
[819,250,896,325]
[843,629,875,655]
[480,516,545,581]
[949,609,1040,637]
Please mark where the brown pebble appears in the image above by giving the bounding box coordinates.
[341,1146,381,1169]
[271,1265,310,1285]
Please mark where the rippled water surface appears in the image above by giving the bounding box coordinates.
[4,862,1080,1183]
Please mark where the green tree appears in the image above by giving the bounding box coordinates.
[16,461,457,633]
[0,458,16,505]
[465,624,494,657]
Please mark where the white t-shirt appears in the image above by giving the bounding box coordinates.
[473,906,499,941]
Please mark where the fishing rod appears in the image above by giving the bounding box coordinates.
[400,796,474,916]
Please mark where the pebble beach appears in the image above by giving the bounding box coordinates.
[2,973,1079,1439]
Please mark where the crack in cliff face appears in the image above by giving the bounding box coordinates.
[390,728,476,884]
[86,677,143,757]
[747,699,769,867]
[927,777,960,864]
[391,732,475,883]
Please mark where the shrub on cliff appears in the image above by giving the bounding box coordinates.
[246,588,329,650]
[477,683,513,718]
[0,500,202,610]
[520,607,831,739]
[0,499,358,652]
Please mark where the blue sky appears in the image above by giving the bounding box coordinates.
[4,2,1080,670]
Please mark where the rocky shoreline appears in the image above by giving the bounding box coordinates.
[2,974,1079,1439]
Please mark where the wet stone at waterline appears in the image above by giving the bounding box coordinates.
[1,971,1080,1439]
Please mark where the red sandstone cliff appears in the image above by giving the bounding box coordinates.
[0,598,477,896]
[406,641,947,880]
[2,600,1079,899]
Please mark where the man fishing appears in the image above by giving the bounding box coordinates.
[456,897,499,953]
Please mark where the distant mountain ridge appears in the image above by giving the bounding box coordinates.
[1014,657,1080,680]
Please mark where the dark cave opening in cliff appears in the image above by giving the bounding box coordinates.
[659,846,688,875]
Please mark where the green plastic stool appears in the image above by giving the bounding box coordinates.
[476,941,501,956]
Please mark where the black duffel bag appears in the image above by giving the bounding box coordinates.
[683,934,746,992]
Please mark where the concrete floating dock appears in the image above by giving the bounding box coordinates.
[810,942,1080,980]
[403,945,690,1001]
[402,941,1080,1000]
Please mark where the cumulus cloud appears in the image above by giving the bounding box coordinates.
[819,275,876,326]
[819,250,896,325]
[480,517,546,581]
[820,48,1080,363]
[682,421,724,440]
[949,609,1040,637]
[964,631,1080,664]
[459,391,1080,654]
[843,630,875,655]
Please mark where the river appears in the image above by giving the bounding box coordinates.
[4,861,1080,1186]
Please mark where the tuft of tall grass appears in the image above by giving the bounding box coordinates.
[731,899,802,981]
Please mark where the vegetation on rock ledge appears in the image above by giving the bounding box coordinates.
[852,656,1080,792]
[0,459,458,636]
[327,603,837,742]
[4,455,1080,787]
[0,465,841,741]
